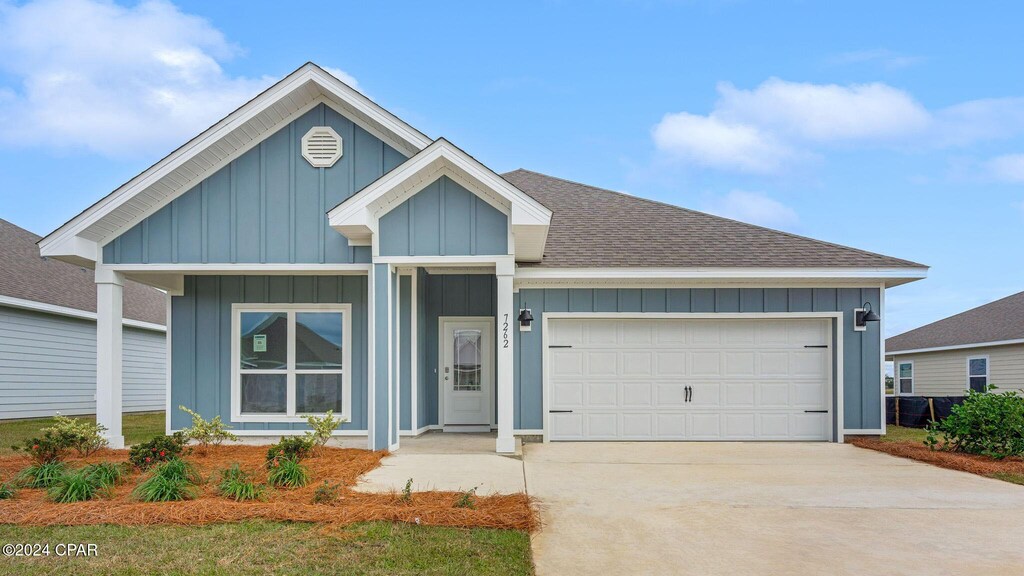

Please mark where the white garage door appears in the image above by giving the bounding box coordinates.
[547,317,832,441]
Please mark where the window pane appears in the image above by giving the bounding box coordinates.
[969,358,987,376]
[969,376,988,393]
[899,378,913,394]
[240,312,287,370]
[296,312,344,369]
[453,329,482,392]
[240,374,286,413]
[296,373,343,413]
[899,364,913,378]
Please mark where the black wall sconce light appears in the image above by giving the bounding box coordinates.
[518,309,534,332]
[854,302,880,331]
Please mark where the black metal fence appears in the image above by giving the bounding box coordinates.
[885,396,966,428]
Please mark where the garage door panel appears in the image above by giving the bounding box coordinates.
[549,318,831,442]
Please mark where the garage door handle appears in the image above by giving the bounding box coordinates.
[804,410,828,413]
[548,345,573,349]
[685,385,692,402]
[549,410,573,413]
[804,345,828,348]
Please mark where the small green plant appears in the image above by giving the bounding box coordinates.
[179,406,238,453]
[129,432,189,469]
[926,387,1024,459]
[454,486,478,509]
[303,410,345,452]
[266,436,313,467]
[312,480,341,504]
[217,464,264,502]
[82,462,127,488]
[0,483,16,500]
[267,457,310,488]
[400,478,414,503]
[42,414,109,457]
[11,432,68,464]
[48,470,102,503]
[18,461,67,488]
[133,458,201,502]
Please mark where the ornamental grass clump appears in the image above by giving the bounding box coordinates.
[133,458,201,502]
[0,483,15,500]
[267,457,310,489]
[217,464,264,502]
[18,461,67,489]
[82,462,128,489]
[47,469,103,503]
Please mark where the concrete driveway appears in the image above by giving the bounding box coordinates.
[525,442,1024,576]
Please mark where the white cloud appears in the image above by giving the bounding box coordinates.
[702,190,800,230]
[0,0,357,159]
[652,112,794,173]
[986,153,1024,182]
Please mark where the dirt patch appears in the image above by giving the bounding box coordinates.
[0,445,537,532]
[848,436,1024,478]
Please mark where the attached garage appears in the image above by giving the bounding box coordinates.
[546,316,834,441]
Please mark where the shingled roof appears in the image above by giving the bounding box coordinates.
[886,291,1024,353]
[0,219,165,325]
[502,169,925,269]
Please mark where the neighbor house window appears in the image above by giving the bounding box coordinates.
[898,362,913,395]
[967,356,989,393]
[233,304,351,421]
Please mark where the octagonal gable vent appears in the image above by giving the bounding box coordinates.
[301,126,343,168]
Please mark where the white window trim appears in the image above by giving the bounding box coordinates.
[897,360,914,396]
[967,355,989,392]
[231,303,352,423]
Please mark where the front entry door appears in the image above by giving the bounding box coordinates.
[441,318,493,428]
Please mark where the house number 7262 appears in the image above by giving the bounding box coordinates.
[502,314,509,348]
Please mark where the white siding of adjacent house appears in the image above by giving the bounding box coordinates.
[0,306,166,419]
[891,343,1024,396]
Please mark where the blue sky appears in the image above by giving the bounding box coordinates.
[1,0,1022,337]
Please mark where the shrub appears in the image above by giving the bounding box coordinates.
[267,457,310,488]
[129,433,189,469]
[42,414,108,457]
[18,461,67,488]
[179,406,238,452]
[303,410,344,452]
[312,481,341,504]
[11,432,68,464]
[217,464,264,502]
[133,458,201,502]
[82,462,127,488]
[454,486,478,509]
[266,437,313,467]
[0,483,15,500]
[400,478,413,503]
[48,470,102,503]
[926,387,1024,459]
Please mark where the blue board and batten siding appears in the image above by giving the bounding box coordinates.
[103,104,406,265]
[378,177,508,257]
[169,275,368,431]
[513,287,883,431]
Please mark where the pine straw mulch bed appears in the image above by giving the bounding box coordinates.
[847,436,1024,478]
[0,445,537,532]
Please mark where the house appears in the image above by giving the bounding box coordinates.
[37,63,927,452]
[0,219,166,419]
[886,291,1024,397]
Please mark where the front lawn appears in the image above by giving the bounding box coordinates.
[0,521,534,575]
[0,412,164,455]
[879,424,929,443]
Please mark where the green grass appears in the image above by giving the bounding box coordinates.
[989,472,1024,486]
[0,521,534,575]
[0,412,165,455]
[880,425,930,444]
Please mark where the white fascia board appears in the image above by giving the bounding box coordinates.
[106,263,372,275]
[0,295,166,332]
[39,63,430,263]
[514,266,928,285]
[885,339,1024,356]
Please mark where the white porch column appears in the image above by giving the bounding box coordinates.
[496,268,515,453]
[95,268,125,448]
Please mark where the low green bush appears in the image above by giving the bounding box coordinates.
[18,461,67,488]
[48,470,102,503]
[11,432,68,464]
[179,406,238,452]
[129,432,189,469]
[303,410,345,452]
[926,387,1024,459]
[312,480,340,504]
[82,462,128,488]
[42,414,109,457]
[133,458,201,502]
[266,436,313,467]
[0,483,15,500]
[454,486,478,509]
[267,457,310,488]
[217,464,264,502]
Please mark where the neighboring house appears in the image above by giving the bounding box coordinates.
[887,291,1024,397]
[0,219,167,419]
[37,63,927,451]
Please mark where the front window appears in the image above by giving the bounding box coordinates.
[234,305,350,421]
[898,362,913,395]
[968,356,989,393]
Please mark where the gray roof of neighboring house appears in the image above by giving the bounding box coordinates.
[502,169,925,269]
[0,219,165,325]
[886,291,1024,353]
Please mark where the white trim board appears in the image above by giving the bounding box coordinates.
[886,339,1024,356]
[0,294,166,332]
[515,267,927,288]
